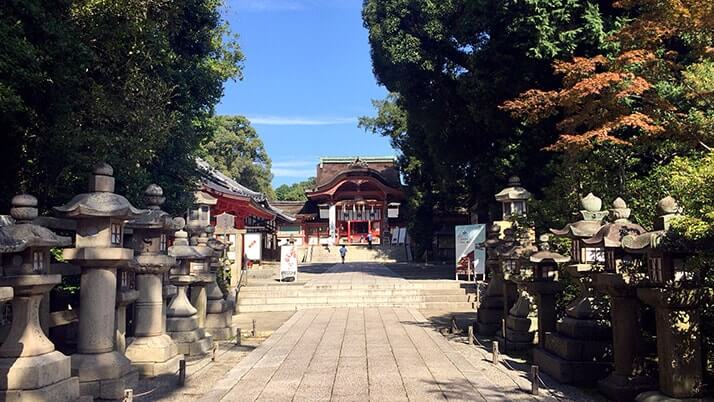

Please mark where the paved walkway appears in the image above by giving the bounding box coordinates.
[201,307,543,402]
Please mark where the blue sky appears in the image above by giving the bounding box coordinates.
[217,0,395,187]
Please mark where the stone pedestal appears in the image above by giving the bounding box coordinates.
[496,280,535,351]
[533,264,612,384]
[69,264,139,399]
[190,273,212,330]
[167,275,213,356]
[523,281,563,348]
[0,276,80,402]
[636,287,709,400]
[125,266,183,377]
[205,280,236,340]
[595,273,655,401]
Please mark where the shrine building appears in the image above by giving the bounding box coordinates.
[272,156,406,246]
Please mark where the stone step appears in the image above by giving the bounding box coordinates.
[237,301,476,313]
[239,287,437,295]
[238,295,427,305]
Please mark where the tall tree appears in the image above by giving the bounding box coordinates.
[362,0,619,253]
[0,0,242,214]
[200,116,275,199]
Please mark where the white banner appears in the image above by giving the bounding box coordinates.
[280,245,298,281]
[244,233,262,261]
[455,224,486,277]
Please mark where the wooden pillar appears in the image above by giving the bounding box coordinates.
[347,221,351,243]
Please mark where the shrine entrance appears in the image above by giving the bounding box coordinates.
[336,201,382,244]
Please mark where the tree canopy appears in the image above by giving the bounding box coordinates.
[200,115,275,199]
[0,0,242,214]
[275,177,316,201]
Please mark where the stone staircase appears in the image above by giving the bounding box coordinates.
[236,279,477,313]
[309,244,408,264]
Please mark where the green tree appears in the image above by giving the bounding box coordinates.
[274,177,316,201]
[0,0,243,214]
[200,116,275,199]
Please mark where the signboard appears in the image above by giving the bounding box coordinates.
[398,227,407,245]
[455,224,486,279]
[244,233,262,261]
[391,229,399,245]
[280,245,298,281]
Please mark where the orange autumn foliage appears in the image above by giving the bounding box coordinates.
[502,0,713,154]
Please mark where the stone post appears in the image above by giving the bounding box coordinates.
[124,185,183,377]
[167,221,213,356]
[54,163,142,399]
[622,197,709,400]
[0,195,80,401]
[187,224,213,330]
[637,288,707,399]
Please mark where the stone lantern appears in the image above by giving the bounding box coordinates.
[533,193,611,385]
[623,196,709,400]
[0,195,80,401]
[494,176,531,224]
[205,230,236,340]
[188,226,214,330]
[54,163,142,399]
[523,235,569,349]
[167,220,213,356]
[496,228,521,326]
[495,231,537,352]
[584,198,654,401]
[115,255,139,355]
[474,224,506,335]
[125,184,183,376]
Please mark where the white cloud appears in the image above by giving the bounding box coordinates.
[272,160,315,168]
[247,115,357,126]
[271,168,315,178]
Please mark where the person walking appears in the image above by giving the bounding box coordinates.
[339,245,347,264]
[367,232,373,250]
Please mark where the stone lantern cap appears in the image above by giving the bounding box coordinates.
[621,196,682,253]
[621,232,664,254]
[494,176,532,202]
[53,163,147,219]
[583,222,646,248]
[550,193,607,239]
[127,184,175,231]
[168,224,201,260]
[207,236,227,253]
[0,195,71,252]
[530,235,570,263]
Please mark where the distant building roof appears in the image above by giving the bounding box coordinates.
[319,156,397,166]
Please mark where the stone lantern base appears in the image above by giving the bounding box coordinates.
[71,351,139,399]
[495,315,535,352]
[125,334,183,377]
[598,373,656,402]
[0,351,80,402]
[475,296,504,336]
[533,346,612,384]
[167,316,214,356]
[206,309,237,341]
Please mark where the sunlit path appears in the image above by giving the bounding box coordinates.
[200,307,538,402]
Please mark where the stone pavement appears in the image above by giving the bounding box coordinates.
[198,306,591,402]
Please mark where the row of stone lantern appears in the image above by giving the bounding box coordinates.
[0,163,236,400]
[477,177,711,402]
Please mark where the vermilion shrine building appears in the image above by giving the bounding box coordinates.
[272,156,406,246]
